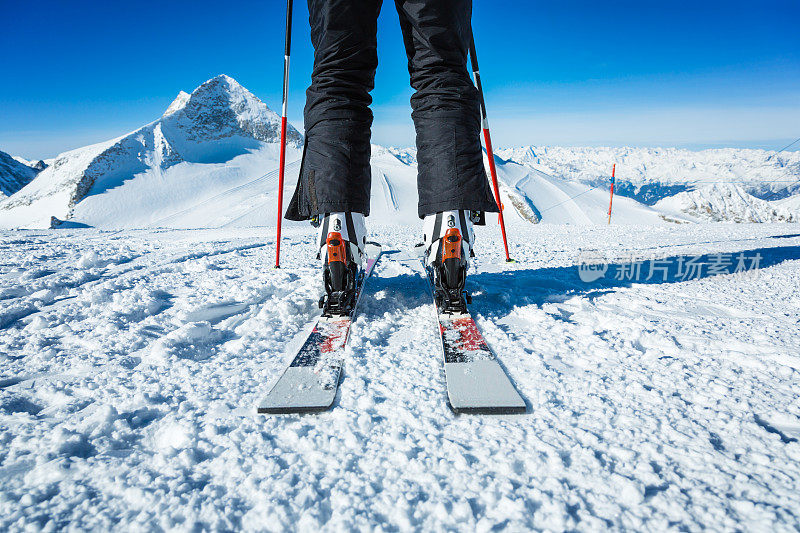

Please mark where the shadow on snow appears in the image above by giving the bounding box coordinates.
[468,243,800,312]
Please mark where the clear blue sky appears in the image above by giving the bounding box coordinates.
[2,0,799,159]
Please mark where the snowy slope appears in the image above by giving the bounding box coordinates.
[656,183,800,222]
[776,190,800,212]
[136,144,418,229]
[0,75,302,229]
[2,224,800,530]
[150,142,673,229]
[0,150,38,198]
[368,145,419,222]
[493,156,668,225]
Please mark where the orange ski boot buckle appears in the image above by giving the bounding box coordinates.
[442,228,462,260]
[327,232,348,265]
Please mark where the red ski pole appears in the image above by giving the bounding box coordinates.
[607,164,616,225]
[469,36,512,263]
[275,0,293,268]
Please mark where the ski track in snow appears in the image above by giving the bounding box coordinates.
[1,224,800,530]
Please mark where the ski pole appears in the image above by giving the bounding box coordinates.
[607,164,615,224]
[469,35,512,262]
[275,0,293,268]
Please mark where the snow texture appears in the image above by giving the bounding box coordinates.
[1,223,800,530]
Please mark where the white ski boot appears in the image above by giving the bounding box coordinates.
[316,212,367,316]
[423,210,476,314]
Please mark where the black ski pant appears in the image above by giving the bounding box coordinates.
[285,0,499,221]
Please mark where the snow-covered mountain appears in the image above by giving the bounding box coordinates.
[494,145,800,223]
[11,156,47,171]
[655,183,799,222]
[496,145,800,203]
[0,75,302,229]
[2,75,799,229]
[776,193,800,213]
[491,154,668,225]
[0,150,39,199]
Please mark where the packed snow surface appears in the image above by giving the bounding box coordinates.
[2,223,800,530]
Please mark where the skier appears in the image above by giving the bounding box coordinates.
[285,0,499,315]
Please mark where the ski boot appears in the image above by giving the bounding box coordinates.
[423,210,478,314]
[315,212,367,317]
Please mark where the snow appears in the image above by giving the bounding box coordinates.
[776,192,800,212]
[656,183,799,222]
[2,223,800,530]
[0,140,116,227]
[11,156,35,167]
[3,74,800,527]
[163,91,190,117]
[10,156,46,172]
[496,145,800,201]
[0,75,302,229]
[493,157,669,225]
[3,76,799,229]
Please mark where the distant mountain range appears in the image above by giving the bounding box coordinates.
[493,146,800,224]
[656,183,798,222]
[0,151,44,199]
[495,145,800,202]
[0,75,798,229]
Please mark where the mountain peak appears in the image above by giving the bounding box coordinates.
[656,182,798,222]
[163,91,190,117]
[189,74,247,102]
[162,74,245,118]
[163,74,302,149]
[206,73,238,87]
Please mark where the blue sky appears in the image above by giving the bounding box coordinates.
[1,0,798,159]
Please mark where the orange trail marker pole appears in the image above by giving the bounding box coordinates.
[607,164,616,225]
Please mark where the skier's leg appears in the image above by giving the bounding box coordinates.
[396,0,494,310]
[285,0,382,221]
[394,0,498,218]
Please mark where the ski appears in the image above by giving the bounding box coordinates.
[258,242,382,414]
[419,252,526,414]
